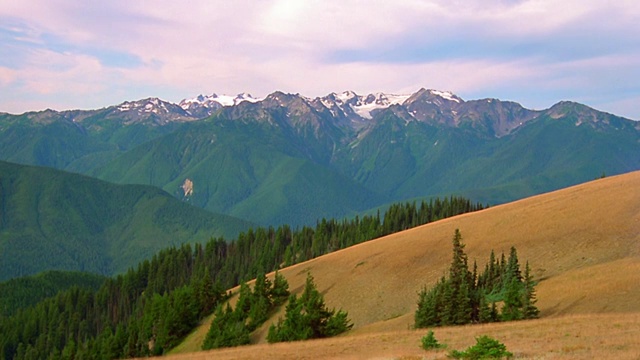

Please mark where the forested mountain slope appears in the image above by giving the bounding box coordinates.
[0,160,253,281]
[0,271,106,318]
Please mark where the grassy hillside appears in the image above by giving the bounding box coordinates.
[169,170,640,359]
[0,161,254,281]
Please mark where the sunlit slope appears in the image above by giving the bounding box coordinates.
[264,171,639,332]
[171,171,640,356]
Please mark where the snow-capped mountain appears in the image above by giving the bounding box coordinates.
[179,93,262,117]
[11,88,636,138]
[316,89,461,120]
[104,97,193,124]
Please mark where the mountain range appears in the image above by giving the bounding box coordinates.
[1,88,639,227]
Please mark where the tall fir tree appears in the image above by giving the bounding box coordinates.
[522,261,540,319]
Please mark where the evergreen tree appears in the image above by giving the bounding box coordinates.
[522,262,540,319]
[234,282,252,320]
[416,230,539,329]
[501,278,524,321]
[270,270,290,305]
[247,272,272,330]
[202,303,250,350]
[267,273,352,343]
[415,283,441,327]
[506,246,522,283]
[477,292,492,324]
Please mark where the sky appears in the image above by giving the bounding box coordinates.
[1,0,639,120]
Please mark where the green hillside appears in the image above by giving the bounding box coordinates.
[93,107,640,226]
[0,111,181,173]
[0,161,254,281]
[343,110,640,205]
[93,117,385,226]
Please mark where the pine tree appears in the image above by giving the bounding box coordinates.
[267,294,312,342]
[299,273,332,338]
[270,270,290,305]
[416,230,538,328]
[247,272,272,330]
[478,292,492,323]
[267,273,351,343]
[234,283,252,320]
[202,303,250,350]
[522,261,540,319]
[501,278,524,321]
[506,246,522,282]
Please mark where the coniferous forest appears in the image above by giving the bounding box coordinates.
[414,229,539,328]
[0,197,483,360]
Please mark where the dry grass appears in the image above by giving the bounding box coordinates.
[156,313,640,360]
[162,171,640,359]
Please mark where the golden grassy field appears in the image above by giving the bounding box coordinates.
[160,171,640,359]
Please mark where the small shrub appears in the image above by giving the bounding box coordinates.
[421,330,444,350]
[448,335,513,359]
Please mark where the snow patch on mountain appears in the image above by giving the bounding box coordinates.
[353,93,411,119]
[319,91,412,119]
[429,90,460,103]
[180,93,262,110]
[117,98,172,115]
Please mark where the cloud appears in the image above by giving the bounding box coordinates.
[0,0,639,119]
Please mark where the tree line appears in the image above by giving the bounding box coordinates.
[0,196,483,360]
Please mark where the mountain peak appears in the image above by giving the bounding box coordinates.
[180,93,262,108]
[179,93,263,117]
[116,97,174,114]
[405,88,463,105]
[317,91,413,120]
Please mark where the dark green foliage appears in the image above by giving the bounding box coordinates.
[267,273,352,343]
[270,270,290,305]
[415,230,539,328]
[448,335,513,359]
[421,330,444,350]
[201,304,250,350]
[0,270,106,317]
[203,270,290,350]
[522,262,540,320]
[501,279,524,321]
[0,243,229,359]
